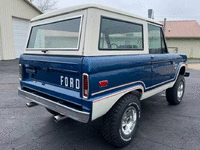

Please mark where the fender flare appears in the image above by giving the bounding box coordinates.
[172,63,186,86]
[91,85,144,121]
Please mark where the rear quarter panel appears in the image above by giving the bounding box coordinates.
[82,55,152,120]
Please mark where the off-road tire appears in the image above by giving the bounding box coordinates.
[102,93,141,147]
[166,75,185,105]
[45,108,60,116]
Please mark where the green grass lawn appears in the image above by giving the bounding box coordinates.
[187,58,200,60]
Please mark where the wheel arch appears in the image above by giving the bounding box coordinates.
[169,63,186,88]
[91,85,144,121]
[117,87,143,104]
[175,64,186,83]
[179,66,186,76]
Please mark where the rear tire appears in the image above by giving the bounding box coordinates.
[102,93,141,147]
[45,108,60,116]
[166,75,185,105]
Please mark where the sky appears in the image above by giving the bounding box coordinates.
[52,0,200,24]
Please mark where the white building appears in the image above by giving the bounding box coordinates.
[0,0,42,60]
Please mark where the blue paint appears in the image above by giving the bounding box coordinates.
[21,80,83,106]
[19,54,84,110]
[19,53,187,117]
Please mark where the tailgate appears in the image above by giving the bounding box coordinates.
[19,54,83,106]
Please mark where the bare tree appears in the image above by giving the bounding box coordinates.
[29,0,59,13]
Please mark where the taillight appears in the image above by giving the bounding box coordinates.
[19,64,22,81]
[82,73,89,98]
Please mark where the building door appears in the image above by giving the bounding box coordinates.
[12,17,30,58]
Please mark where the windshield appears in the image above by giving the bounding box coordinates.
[27,17,82,50]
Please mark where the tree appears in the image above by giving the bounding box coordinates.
[29,0,59,13]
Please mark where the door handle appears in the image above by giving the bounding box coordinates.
[151,55,155,59]
[25,68,36,74]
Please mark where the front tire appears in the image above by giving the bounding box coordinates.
[166,75,185,105]
[102,93,141,147]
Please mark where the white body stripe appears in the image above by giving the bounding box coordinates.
[92,86,143,120]
[140,82,174,100]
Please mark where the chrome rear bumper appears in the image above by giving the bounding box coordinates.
[18,87,90,123]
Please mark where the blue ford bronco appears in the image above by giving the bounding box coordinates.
[18,4,190,147]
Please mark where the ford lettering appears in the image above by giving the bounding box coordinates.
[60,76,80,89]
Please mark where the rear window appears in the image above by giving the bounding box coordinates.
[99,17,143,50]
[27,17,82,50]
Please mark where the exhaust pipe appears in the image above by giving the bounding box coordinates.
[26,102,38,107]
[54,115,68,122]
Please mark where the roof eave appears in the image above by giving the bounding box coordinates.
[24,0,43,14]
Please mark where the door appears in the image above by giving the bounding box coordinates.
[148,24,175,87]
[12,17,30,58]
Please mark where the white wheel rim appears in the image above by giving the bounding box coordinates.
[121,106,137,135]
[177,81,184,100]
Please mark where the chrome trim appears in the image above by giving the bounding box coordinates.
[26,48,79,51]
[18,87,90,123]
[52,68,79,73]
[91,63,186,96]
[19,64,22,81]
[121,106,137,135]
[26,102,38,107]
[54,115,68,122]
[26,15,83,51]
[82,73,89,99]
[23,59,78,65]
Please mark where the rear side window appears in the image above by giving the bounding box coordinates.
[148,24,167,54]
[99,17,143,50]
[27,17,82,50]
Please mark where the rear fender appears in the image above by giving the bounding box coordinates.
[91,84,144,121]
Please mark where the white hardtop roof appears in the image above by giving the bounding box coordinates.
[31,3,162,25]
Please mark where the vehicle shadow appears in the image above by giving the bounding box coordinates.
[33,91,175,150]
